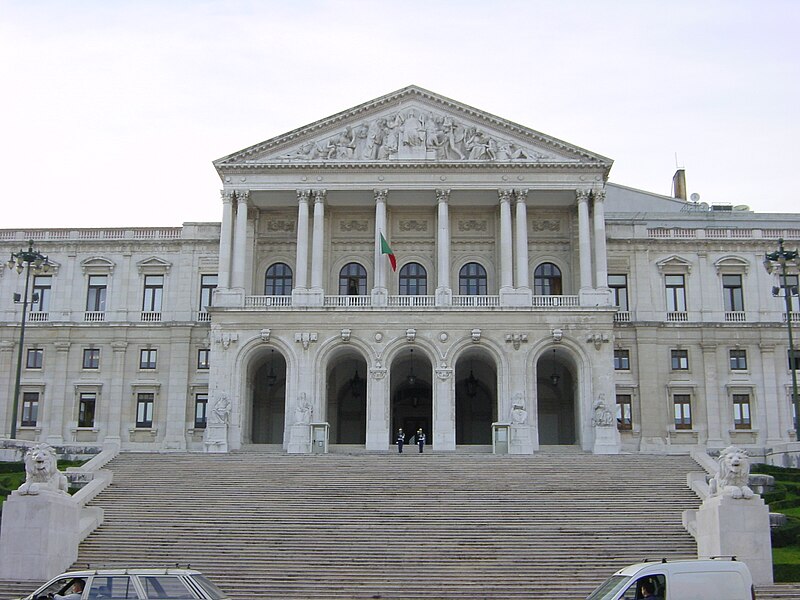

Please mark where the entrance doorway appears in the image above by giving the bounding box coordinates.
[327,354,368,444]
[536,348,576,445]
[391,348,432,446]
[455,352,496,445]
[251,349,286,444]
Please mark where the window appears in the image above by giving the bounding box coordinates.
[733,394,752,430]
[79,393,96,428]
[136,393,154,428]
[142,275,164,312]
[671,349,689,371]
[608,274,629,311]
[616,395,633,430]
[83,348,100,369]
[31,275,52,312]
[722,274,744,312]
[21,392,39,427]
[533,263,562,295]
[199,274,218,310]
[26,348,43,369]
[673,394,692,429]
[399,263,427,295]
[790,348,800,371]
[459,262,487,295]
[139,349,157,370]
[729,349,748,371]
[339,263,367,295]
[195,393,208,429]
[613,349,630,371]
[197,348,210,370]
[265,263,292,295]
[86,275,108,312]
[665,274,686,312]
[781,274,800,313]
[139,576,196,599]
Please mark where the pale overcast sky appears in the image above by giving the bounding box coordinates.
[1,0,798,228]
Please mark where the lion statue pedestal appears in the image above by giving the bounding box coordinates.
[0,445,80,581]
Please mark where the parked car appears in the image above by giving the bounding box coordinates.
[585,558,755,600]
[17,567,229,600]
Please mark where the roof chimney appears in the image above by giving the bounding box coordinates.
[672,169,687,200]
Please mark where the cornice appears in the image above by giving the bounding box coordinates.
[216,161,609,172]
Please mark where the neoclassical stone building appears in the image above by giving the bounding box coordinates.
[2,86,798,459]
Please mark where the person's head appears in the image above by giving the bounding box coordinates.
[640,580,655,595]
[74,579,86,592]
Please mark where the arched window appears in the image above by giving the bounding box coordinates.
[534,263,562,295]
[265,263,293,295]
[459,262,487,295]
[399,263,427,295]
[339,263,367,296]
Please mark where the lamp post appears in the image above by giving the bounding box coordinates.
[6,240,51,439]
[765,238,800,432]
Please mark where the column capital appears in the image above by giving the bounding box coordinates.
[296,189,311,203]
[221,190,234,204]
[373,189,388,203]
[514,189,529,203]
[576,188,591,203]
[235,189,250,203]
[313,189,327,204]
[498,188,513,204]
[593,187,606,203]
[435,189,451,204]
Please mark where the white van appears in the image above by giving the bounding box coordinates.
[585,558,755,600]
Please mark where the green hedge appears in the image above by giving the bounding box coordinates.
[774,563,800,583]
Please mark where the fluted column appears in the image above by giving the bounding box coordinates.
[310,190,326,291]
[499,189,514,292]
[372,190,389,303]
[218,191,234,289]
[435,189,452,305]
[577,189,592,291]
[514,189,530,290]
[294,190,310,290]
[231,190,249,290]
[593,187,609,289]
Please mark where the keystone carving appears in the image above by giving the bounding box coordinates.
[505,333,528,350]
[295,332,318,350]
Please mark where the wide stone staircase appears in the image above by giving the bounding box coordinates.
[3,449,800,599]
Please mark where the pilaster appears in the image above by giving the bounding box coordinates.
[371,189,389,306]
[435,189,452,306]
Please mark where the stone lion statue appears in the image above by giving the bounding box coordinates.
[17,443,69,496]
[708,445,754,499]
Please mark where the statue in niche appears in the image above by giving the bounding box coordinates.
[591,394,614,427]
[211,393,231,425]
[295,392,313,425]
[510,394,528,425]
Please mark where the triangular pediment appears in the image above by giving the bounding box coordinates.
[215,86,612,170]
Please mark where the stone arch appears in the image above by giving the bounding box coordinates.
[323,344,369,444]
[453,345,499,445]
[532,341,585,446]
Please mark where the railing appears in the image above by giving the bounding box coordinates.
[27,312,49,322]
[614,311,631,322]
[140,311,162,322]
[666,311,688,322]
[725,311,747,322]
[324,296,373,308]
[196,311,212,322]
[245,296,293,308]
[84,311,106,322]
[531,295,579,308]
[452,295,501,308]
[785,312,800,323]
[388,295,436,307]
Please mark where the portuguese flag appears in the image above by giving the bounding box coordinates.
[380,232,397,272]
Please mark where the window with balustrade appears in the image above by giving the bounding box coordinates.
[722,274,744,313]
[199,274,218,310]
[31,275,52,312]
[142,275,164,312]
[86,275,108,312]
[608,274,629,311]
[399,263,427,295]
[665,274,686,312]
[459,262,487,295]
[264,263,292,295]
[339,263,367,295]
[534,263,562,295]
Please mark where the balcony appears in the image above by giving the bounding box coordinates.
[244,296,293,308]
[84,311,106,322]
[614,311,631,323]
[725,311,747,323]
[140,311,162,322]
[238,294,589,310]
[666,311,688,322]
[196,311,212,322]
[27,312,49,322]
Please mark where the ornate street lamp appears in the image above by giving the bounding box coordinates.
[764,238,800,432]
[7,240,51,439]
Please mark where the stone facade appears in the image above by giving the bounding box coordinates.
[1,86,798,458]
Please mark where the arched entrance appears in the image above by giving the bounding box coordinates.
[455,351,496,445]
[251,348,286,444]
[327,353,368,444]
[390,348,432,446]
[536,347,576,445]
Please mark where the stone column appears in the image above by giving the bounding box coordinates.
[592,187,609,291]
[702,343,725,447]
[218,191,234,289]
[310,189,327,293]
[231,190,249,290]
[435,189,452,306]
[294,190,310,292]
[514,189,530,291]
[104,341,128,447]
[372,189,389,306]
[498,189,514,293]
[576,189,592,291]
